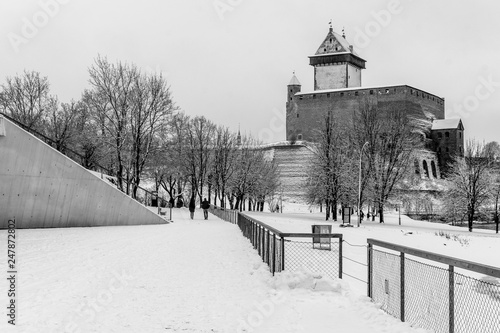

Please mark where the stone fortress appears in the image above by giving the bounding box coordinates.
[267,26,464,203]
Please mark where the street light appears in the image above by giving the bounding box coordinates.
[357,142,369,227]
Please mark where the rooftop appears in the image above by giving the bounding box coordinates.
[431,119,463,130]
[294,84,444,101]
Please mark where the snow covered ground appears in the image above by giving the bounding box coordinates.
[0,207,442,332]
[244,210,500,295]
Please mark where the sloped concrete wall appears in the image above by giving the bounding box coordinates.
[0,117,166,229]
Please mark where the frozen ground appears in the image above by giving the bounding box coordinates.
[0,208,436,333]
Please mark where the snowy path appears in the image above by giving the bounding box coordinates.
[0,208,429,332]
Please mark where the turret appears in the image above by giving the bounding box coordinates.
[309,25,366,90]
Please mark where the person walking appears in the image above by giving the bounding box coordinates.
[189,196,196,220]
[201,198,210,220]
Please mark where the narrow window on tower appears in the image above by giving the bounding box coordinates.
[297,114,299,118]
[445,132,450,138]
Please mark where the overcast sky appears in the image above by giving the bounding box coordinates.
[1,0,499,143]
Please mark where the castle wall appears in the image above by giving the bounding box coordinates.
[262,144,315,203]
[286,85,445,141]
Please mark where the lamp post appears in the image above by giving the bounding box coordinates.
[357,142,369,227]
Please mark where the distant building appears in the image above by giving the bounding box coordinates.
[285,26,463,177]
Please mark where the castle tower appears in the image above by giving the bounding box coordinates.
[286,73,301,140]
[309,26,366,90]
[287,73,301,104]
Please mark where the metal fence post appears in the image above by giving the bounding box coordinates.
[253,221,256,248]
[449,265,455,333]
[401,252,405,322]
[266,230,270,264]
[339,235,343,279]
[261,226,265,260]
[367,243,373,298]
[272,233,276,275]
[281,236,285,271]
[258,226,261,256]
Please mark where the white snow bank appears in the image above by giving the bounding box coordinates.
[268,268,345,293]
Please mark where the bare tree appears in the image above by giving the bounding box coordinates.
[45,98,80,153]
[230,136,279,211]
[307,111,349,221]
[212,126,238,208]
[354,104,430,223]
[87,56,138,192]
[447,140,492,232]
[484,141,500,161]
[0,70,50,132]
[184,116,216,205]
[128,72,176,198]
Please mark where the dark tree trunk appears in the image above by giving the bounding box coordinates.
[379,203,384,223]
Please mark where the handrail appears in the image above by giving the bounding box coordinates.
[1,112,169,206]
[368,238,500,278]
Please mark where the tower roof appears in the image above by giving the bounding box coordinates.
[315,27,358,56]
[288,74,301,86]
[309,27,366,69]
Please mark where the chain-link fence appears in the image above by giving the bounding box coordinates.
[210,207,342,279]
[283,238,341,280]
[368,238,500,333]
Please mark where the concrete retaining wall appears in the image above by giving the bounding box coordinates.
[0,117,166,229]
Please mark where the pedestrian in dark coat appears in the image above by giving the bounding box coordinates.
[189,196,196,219]
[201,198,210,220]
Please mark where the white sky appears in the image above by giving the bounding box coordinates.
[1,0,499,143]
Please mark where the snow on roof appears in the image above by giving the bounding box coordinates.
[288,74,301,86]
[431,119,462,130]
[294,84,443,100]
[308,51,353,58]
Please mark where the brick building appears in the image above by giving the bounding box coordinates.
[285,26,463,177]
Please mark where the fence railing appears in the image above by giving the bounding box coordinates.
[208,206,238,224]
[368,238,500,333]
[209,206,342,280]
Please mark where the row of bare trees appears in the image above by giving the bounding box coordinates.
[153,112,280,210]
[0,59,279,209]
[307,103,431,223]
